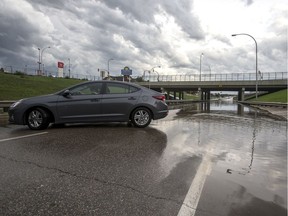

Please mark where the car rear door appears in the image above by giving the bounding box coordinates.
[56,82,103,123]
[100,82,141,121]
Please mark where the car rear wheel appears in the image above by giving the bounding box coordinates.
[27,108,50,130]
[131,107,152,128]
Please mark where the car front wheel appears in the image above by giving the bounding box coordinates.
[27,108,50,130]
[131,107,152,128]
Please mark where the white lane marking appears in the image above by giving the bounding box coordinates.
[0,132,48,143]
[177,155,213,216]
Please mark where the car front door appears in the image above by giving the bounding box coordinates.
[56,82,103,123]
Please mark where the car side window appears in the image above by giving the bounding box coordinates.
[70,83,102,95]
[106,83,139,94]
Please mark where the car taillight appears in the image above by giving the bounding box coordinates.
[153,95,166,101]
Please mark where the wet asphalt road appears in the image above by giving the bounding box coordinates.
[0,102,287,216]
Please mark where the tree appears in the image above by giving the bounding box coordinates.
[135,76,144,82]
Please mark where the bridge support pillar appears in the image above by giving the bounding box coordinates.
[198,88,202,100]
[198,89,211,101]
[238,88,245,101]
[205,91,211,100]
[180,91,184,100]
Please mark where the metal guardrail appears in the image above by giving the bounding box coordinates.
[142,72,287,82]
[166,99,206,105]
[2,69,287,82]
[166,99,288,107]
[0,101,14,112]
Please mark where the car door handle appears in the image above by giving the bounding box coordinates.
[128,97,136,100]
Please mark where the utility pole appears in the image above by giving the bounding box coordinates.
[68,58,71,78]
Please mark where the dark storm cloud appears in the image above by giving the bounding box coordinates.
[161,0,204,39]
[97,0,204,40]
[0,14,37,50]
[0,1,44,68]
[61,0,180,71]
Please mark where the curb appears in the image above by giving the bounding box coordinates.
[238,101,287,120]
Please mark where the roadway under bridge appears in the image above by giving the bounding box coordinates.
[137,79,287,101]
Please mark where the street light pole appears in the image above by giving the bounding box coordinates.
[200,53,204,81]
[37,48,41,75]
[154,70,160,82]
[232,33,258,99]
[107,58,114,77]
[68,58,71,78]
[38,46,51,76]
[148,70,151,89]
[151,66,161,82]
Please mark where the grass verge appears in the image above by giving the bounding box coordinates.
[0,72,84,100]
[250,89,287,103]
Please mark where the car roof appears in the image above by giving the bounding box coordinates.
[84,80,144,88]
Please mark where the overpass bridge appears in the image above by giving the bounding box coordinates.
[136,72,287,100]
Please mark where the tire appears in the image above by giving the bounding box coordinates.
[131,107,152,128]
[27,108,50,130]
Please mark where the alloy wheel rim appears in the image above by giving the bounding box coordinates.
[134,110,149,125]
[28,110,43,128]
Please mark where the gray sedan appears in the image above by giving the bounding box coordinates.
[8,81,168,130]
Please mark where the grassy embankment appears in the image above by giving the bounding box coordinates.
[249,89,287,103]
[0,72,84,100]
[0,72,287,102]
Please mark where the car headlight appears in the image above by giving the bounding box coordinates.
[10,99,23,108]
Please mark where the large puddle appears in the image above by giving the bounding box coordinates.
[153,101,287,213]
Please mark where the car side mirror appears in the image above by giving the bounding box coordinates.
[62,90,71,97]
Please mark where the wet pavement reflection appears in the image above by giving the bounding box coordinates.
[0,101,287,216]
[152,101,287,215]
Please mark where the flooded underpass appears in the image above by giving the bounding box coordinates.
[153,101,287,215]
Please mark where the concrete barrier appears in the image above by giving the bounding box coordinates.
[239,101,287,120]
[238,101,287,108]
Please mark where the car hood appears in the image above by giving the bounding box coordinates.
[21,94,59,104]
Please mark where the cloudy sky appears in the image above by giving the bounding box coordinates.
[0,0,287,78]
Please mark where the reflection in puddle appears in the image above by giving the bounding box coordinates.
[153,101,287,210]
